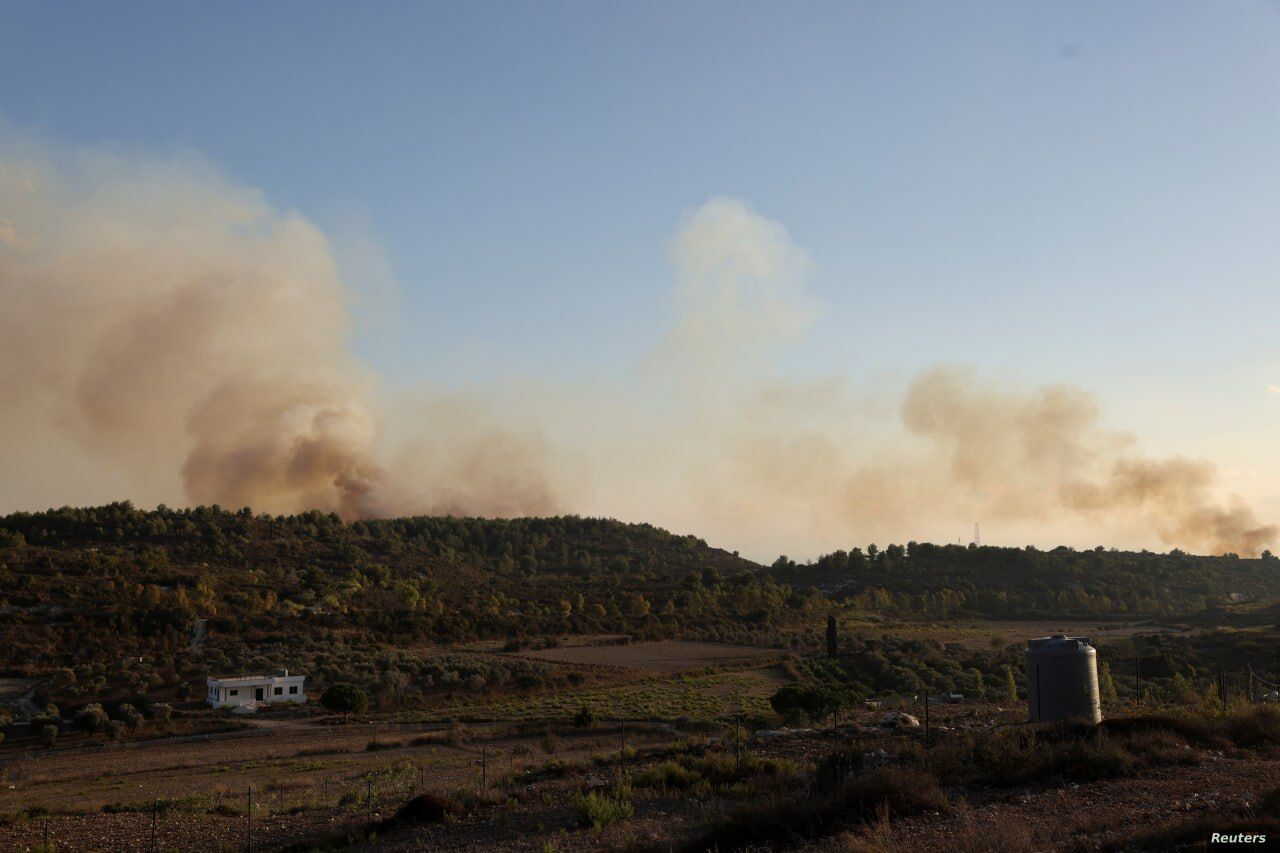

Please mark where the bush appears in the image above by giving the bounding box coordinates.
[365,738,404,752]
[574,790,633,830]
[380,793,464,827]
[39,724,58,749]
[685,767,945,851]
[115,703,144,731]
[106,720,126,740]
[633,760,700,790]
[573,704,595,728]
[75,703,109,734]
[1053,737,1135,782]
[320,682,369,715]
[1225,705,1280,748]
[149,703,173,723]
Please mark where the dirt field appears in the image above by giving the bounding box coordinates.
[852,619,1187,650]
[0,715,685,851]
[5,699,1278,851]
[515,640,786,673]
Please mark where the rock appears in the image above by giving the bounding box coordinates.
[880,711,920,729]
[861,748,892,770]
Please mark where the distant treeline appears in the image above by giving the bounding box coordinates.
[771,541,1280,620]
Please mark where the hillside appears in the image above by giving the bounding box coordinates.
[0,502,792,674]
[4,504,1280,700]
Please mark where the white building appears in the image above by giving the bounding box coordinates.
[207,669,306,709]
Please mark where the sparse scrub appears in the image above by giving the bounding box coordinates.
[574,789,634,830]
[685,767,946,851]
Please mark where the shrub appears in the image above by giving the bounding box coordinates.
[75,703,109,734]
[573,704,595,728]
[574,790,633,830]
[115,703,144,731]
[1052,737,1135,782]
[685,767,945,851]
[39,724,58,749]
[1225,705,1280,748]
[149,703,173,723]
[320,682,369,715]
[380,793,464,827]
[106,720,126,740]
[365,738,404,752]
[971,728,1047,786]
[633,760,700,790]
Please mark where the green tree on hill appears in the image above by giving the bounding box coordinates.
[321,682,369,715]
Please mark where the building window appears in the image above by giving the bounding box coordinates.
[274,687,283,696]
[289,686,298,694]
[230,689,238,696]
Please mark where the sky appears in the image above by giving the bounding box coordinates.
[3,2,1280,559]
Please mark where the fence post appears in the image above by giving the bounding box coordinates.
[247,786,252,853]
[152,799,158,852]
[481,747,488,791]
[734,715,741,776]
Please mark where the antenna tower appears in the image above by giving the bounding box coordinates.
[973,522,981,547]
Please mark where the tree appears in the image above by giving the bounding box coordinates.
[321,682,369,715]
[1003,666,1018,703]
[1098,661,1117,704]
[825,614,838,659]
[40,724,58,749]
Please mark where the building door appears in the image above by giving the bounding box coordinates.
[255,687,264,701]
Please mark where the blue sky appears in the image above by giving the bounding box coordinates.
[5,1,1280,549]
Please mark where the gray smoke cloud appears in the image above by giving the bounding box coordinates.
[0,139,1271,557]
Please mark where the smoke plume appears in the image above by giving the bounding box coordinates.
[0,139,1272,557]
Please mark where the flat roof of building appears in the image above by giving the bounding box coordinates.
[208,673,304,684]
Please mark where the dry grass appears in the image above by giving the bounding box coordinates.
[514,640,783,674]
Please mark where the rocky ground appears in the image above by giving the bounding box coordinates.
[2,703,1276,851]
